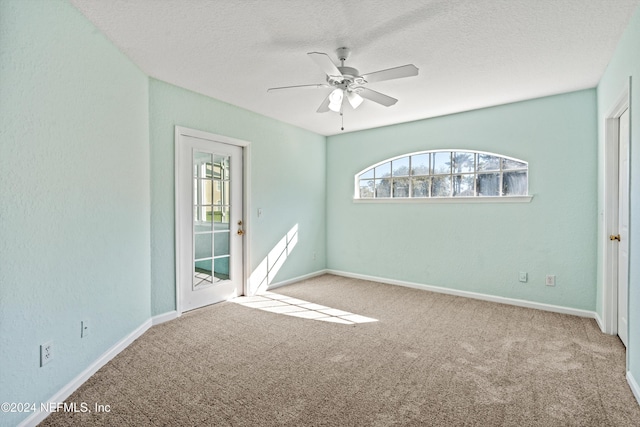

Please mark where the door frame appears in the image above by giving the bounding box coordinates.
[174,126,252,315]
[602,78,630,341]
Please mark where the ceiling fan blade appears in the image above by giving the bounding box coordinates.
[308,52,343,79]
[356,87,398,107]
[316,92,332,113]
[347,91,364,109]
[361,64,419,83]
[267,83,330,92]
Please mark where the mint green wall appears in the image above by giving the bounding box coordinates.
[327,90,597,311]
[2,0,638,424]
[0,1,151,426]
[597,4,640,391]
[149,79,326,316]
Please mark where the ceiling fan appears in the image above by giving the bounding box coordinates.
[267,47,419,114]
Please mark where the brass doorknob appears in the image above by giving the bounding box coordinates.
[610,234,621,241]
[237,229,244,236]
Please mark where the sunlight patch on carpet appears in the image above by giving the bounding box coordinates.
[232,292,378,325]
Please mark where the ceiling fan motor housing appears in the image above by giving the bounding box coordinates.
[328,66,361,86]
[336,47,351,62]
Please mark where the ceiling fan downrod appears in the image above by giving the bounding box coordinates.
[337,47,350,66]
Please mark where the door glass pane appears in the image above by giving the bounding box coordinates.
[213,180,230,206]
[214,232,230,257]
[432,152,451,174]
[431,175,451,197]
[193,152,213,178]
[195,233,212,260]
[214,257,230,281]
[213,206,230,229]
[392,157,410,177]
[194,259,213,287]
[411,154,429,176]
[202,180,213,205]
[194,206,213,232]
[213,154,229,180]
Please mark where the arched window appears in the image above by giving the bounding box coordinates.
[355,150,528,199]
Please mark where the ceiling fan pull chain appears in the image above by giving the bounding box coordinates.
[341,111,344,131]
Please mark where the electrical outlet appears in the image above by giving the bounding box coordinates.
[40,342,53,366]
[81,320,89,338]
[545,275,556,287]
[519,272,528,283]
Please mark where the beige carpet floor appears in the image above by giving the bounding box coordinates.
[41,274,640,426]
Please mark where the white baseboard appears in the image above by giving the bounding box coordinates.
[18,319,152,427]
[152,310,179,326]
[595,312,605,332]
[267,269,328,290]
[628,371,640,405]
[326,269,597,319]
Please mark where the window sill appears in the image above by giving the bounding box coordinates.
[353,195,534,204]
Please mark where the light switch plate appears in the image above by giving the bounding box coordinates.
[81,320,89,338]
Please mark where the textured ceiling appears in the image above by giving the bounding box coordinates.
[70,0,639,136]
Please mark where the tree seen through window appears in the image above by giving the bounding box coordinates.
[356,150,528,199]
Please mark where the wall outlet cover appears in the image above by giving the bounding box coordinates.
[40,341,53,367]
[519,272,528,282]
[545,275,556,286]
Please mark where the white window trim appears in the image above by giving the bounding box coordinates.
[354,195,533,204]
[354,149,530,201]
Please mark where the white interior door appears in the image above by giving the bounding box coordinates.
[177,132,244,312]
[617,108,630,347]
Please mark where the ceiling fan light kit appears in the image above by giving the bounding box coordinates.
[268,47,419,125]
[347,90,364,109]
[328,88,343,112]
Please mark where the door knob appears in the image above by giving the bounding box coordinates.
[237,229,244,236]
[610,234,621,241]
